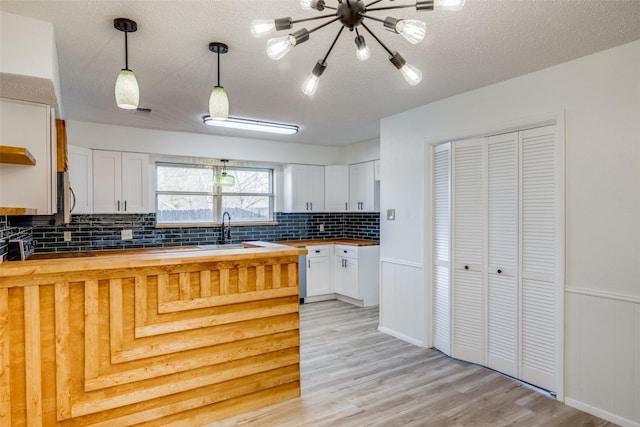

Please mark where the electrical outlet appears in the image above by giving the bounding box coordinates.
[319,224,325,232]
[121,229,133,240]
[387,209,396,221]
[63,231,72,242]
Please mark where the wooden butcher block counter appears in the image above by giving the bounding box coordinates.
[0,242,306,426]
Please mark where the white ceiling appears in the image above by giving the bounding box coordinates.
[2,0,640,146]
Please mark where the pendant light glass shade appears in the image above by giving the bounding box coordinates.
[214,172,236,187]
[208,85,229,120]
[115,69,140,109]
[355,35,371,61]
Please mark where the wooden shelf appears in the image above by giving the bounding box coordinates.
[0,207,37,215]
[0,145,36,165]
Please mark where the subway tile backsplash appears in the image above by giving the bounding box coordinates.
[1,212,379,256]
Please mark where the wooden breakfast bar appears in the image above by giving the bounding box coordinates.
[0,242,306,426]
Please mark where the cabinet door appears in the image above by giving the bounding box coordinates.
[308,165,325,212]
[307,256,333,296]
[288,164,310,212]
[349,162,375,211]
[67,145,93,214]
[334,256,358,298]
[451,138,485,365]
[486,133,518,377]
[121,152,149,213]
[325,165,349,212]
[92,150,122,213]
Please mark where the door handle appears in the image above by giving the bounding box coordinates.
[497,269,502,274]
[306,202,309,210]
[345,202,348,211]
[117,200,120,211]
[308,259,311,269]
[464,265,469,270]
[310,202,313,211]
[124,200,127,212]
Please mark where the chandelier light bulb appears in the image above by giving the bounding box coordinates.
[435,0,466,11]
[399,62,422,85]
[115,69,139,109]
[266,35,296,60]
[302,60,327,96]
[302,74,321,96]
[395,19,426,44]
[355,35,370,61]
[251,19,276,38]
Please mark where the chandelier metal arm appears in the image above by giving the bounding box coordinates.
[362,14,388,24]
[322,25,346,63]
[291,13,339,25]
[360,22,394,56]
[366,4,421,12]
[366,0,385,6]
[306,16,343,36]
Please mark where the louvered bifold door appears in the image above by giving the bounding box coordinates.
[451,138,486,364]
[519,125,558,392]
[432,143,451,355]
[486,132,519,378]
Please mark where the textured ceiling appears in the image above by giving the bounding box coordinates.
[1,0,640,146]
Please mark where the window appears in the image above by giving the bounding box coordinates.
[156,163,274,225]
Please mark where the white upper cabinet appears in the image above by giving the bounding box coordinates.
[93,150,149,214]
[324,165,349,212]
[67,145,93,214]
[283,164,325,213]
[0,98,57,214]
[349,161,378,212]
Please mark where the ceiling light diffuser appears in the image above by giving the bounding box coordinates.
[203,116,299,135]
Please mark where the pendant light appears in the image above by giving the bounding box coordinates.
[208,42,229,121]
[215,159,236,187]
[113,18,140,110]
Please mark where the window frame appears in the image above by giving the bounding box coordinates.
[155,161,275,226]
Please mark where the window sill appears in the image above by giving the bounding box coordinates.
[155,221,278,229]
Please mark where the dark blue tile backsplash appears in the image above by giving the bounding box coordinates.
[0,212,379,258]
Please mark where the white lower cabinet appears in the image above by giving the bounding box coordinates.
[304,243,380,307]
[306,245,334,298]
[334,244,380,307]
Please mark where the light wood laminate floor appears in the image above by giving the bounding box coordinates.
[212,300,616,427]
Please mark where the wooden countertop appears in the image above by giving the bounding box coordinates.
[275,239,379,247]
[0,241,306,281]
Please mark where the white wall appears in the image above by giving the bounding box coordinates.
[66,120,342,165]
[344,138,380,164]
[379,39,640,426]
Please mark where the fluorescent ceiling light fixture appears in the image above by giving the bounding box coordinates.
[203,116,299,135]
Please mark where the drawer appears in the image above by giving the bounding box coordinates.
[306,245,332,258]
[335,245,358,259]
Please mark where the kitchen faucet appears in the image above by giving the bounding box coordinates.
[220,211,232,244]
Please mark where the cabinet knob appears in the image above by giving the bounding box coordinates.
[497,269,502,274]
[315,250,320,253]
[464,265,469,270]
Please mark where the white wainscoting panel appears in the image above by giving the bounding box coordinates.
[565,290,640,427]
[379,259,424,347]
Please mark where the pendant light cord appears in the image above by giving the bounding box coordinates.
[217,50,221,87]
[124,30,129,70]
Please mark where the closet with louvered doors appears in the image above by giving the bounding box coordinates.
[431,124,561,394]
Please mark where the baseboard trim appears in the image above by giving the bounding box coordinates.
[564,397,639,427]
[378,326,423,347]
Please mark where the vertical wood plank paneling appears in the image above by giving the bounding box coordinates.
[179,272,190,300]
[109,279,124,353]
[157,274,169,303]
[54,283,72,421]
[238,268,248,293]
[23,286,43,426]
[613,300,635,420]
[287,264,297,288]
[134,276,147,329]
[84,280,99,381]
[272,265,282,289]
[220,270,230,295]
[200,271,211,297]
[256,266,265,291]
[0,288,11,427]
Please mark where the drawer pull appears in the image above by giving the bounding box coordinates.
[464,265,469,270]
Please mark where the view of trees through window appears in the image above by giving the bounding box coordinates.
[156,163,273,224]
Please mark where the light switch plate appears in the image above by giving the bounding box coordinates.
[387,209,396,220]
[121,229,133,240]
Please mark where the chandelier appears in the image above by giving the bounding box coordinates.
[251,0,465,96]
